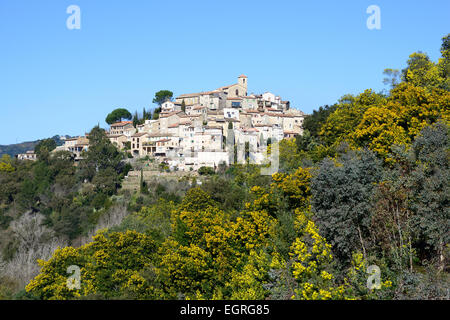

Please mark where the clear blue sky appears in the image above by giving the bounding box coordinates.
[1,0,449,144]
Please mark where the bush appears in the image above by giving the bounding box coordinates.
[198,166,215,175]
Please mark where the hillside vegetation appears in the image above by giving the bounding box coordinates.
[0,135,68,158]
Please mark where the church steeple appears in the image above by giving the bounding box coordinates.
[238,74,248,95]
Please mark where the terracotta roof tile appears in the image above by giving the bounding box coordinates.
[110,121,133,127]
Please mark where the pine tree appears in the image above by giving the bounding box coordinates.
[133,111,139,127]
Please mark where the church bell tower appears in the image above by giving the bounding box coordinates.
[238,74,248,95]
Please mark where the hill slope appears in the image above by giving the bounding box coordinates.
[0,135,70,158]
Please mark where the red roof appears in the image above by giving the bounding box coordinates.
[110,121,132,127]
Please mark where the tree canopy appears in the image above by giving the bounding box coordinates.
[105,108,132,125]
[152,90,173,106]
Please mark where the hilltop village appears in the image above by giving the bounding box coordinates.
[20,75,306,170]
